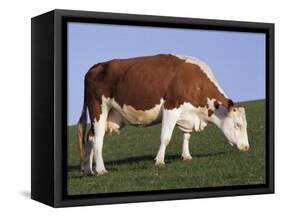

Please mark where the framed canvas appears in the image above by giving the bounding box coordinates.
[31,9,274,207]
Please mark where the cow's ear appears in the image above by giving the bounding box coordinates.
[227,99,234,111]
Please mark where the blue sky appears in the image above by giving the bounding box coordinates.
[67,22,265,125]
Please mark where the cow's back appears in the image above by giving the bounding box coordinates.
[85,54,179,110]
[113,54,179,110]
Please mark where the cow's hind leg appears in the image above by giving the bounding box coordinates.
[92,101,110,175]
[83,129,95,176]
[155,109,180,166]
[181,133,192,160]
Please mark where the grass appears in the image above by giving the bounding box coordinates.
[67,99,266,195]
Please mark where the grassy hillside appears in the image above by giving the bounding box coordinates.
[67,99,266,195]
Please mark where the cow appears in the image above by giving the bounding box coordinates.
[77,54,250,176]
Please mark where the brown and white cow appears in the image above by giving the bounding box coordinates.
[77,54,250,176]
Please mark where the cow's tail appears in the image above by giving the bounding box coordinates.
[77,88,87,171]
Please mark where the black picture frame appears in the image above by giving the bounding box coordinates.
[31,9,274,207]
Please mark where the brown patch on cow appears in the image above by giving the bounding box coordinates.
[214,101,220,109]
[208,109,214,117]
[84,54,233,122]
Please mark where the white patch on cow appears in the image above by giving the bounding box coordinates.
[176,102,208,133]
[174,54,227,98]
[206,97,223,115]
[92,96,111,175]
[109,98,165,125]
[207,97,216,110]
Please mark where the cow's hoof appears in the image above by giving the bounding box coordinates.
[84,170,94,176]
[181,155,192,161]
[155,161,165,167]
[97,170,108,176]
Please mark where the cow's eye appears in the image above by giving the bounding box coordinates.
[235,123,242,129]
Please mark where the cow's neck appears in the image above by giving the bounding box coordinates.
[207,106,228,128]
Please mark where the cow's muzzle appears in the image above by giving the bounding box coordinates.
[238,144,250,152]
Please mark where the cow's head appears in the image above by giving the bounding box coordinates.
[211,103,250,151]
[222,106,249,151]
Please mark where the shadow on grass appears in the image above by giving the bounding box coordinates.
[68,151,227,173]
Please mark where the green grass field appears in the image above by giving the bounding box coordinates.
[67,99,266,195]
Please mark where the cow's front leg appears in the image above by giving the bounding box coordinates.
[181,133,192,160]
[155,109,180,166]
[93,103,110,176]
